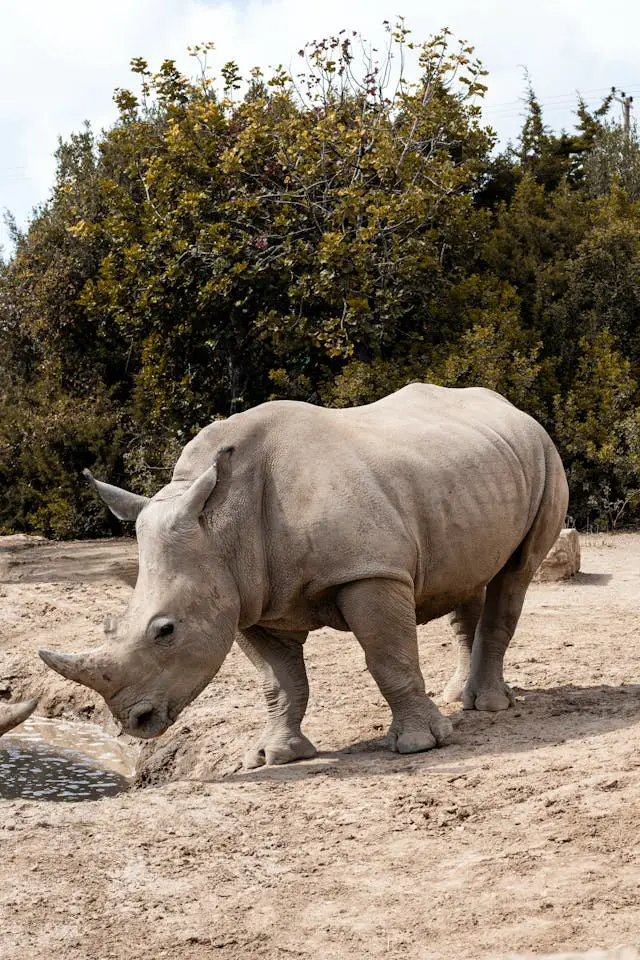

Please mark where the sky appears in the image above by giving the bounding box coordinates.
[1,0,639,256]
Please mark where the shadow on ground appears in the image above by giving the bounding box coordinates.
[566,572,613,586]
[170,682,640,786]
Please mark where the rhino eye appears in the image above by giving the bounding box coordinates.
[156,621,174,639]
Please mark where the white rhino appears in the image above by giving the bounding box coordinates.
[39,384,568,767]
[0,699,37,736]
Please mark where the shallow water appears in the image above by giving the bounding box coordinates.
[0,717,138,802]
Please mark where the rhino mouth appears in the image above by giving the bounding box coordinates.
[119,673,215,739]
[124,700,172,739]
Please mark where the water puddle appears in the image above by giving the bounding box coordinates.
[0,717,138,802]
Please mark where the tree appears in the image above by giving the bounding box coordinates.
[584,122,640,199]
[0,23,500,534]
[553,329,640,528]
[77,25,495,428]
[3,24,640,535]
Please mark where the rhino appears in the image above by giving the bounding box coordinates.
[39,384,568,767]
[0,699,38,736]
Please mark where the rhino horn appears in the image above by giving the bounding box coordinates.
[178,447,234,519]
[0,698,38,736]
[39,647,116,695]
[83,469,149,521]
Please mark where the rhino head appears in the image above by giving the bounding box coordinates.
[39,448,240,739]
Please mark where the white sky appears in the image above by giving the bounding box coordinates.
[1,0,639,256]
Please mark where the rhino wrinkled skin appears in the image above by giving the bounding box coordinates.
[39,384,568,767]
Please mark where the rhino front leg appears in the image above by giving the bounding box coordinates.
[442,592,485,703]
[338,579,453,753]
[236,627,317,769]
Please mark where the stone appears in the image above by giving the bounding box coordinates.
[533,528,580,582]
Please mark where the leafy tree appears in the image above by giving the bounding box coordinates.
[553,329,640,528]
[2,22,640,535]
[76,25,495,430]
[584,122,640,199]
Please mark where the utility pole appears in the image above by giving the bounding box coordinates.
[612,87,634,137]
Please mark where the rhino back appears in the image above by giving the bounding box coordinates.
[165,384,563,620]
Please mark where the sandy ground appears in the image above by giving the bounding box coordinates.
[1,532,640,960]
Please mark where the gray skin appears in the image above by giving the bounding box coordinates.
[39,383,568,768]
[0,699,38,736]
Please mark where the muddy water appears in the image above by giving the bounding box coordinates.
[0,717,138,801]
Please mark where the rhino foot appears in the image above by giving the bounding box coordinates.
[462,680,515,712]
[442,672,467,704]
[388,710,454,754]
[243,731,317,769]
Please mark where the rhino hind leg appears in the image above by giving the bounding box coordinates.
[338,579,453,753]
[236,627,317,769]
[460,563,527,712]
[442,592,485,703]
[463,460,566,712]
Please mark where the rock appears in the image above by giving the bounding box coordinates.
[534,528,580,583]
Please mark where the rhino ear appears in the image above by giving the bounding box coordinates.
[83,469,150,522]
[178,447,235,520]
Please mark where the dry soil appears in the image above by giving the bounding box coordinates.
[1,532,640,960]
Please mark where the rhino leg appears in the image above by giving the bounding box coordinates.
[442,592,485,703]
[463,463,566,712]
[338,579,453,753]
[237,627,317,769]
[460,566,526,711]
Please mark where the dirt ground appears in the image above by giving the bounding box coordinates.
[1,532,640,960]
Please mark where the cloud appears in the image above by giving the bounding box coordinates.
[1,0,639,253]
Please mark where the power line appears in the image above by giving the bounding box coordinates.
[484,84,640,118]
[503,84,638,104]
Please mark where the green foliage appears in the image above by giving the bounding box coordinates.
[0,384,123,538]
[552,330,640,528]
[427,282,543,415]
[2,22,640,535]
[74,22,494,434]
[584,122,640,199]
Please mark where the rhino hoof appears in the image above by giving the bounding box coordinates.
[388,713,453,753]
[441,674,466,704]
[243,733,317,769]
[462,682,515,712]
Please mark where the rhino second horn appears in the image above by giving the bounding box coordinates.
[0,698,38,736]
[38,648,112,692]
